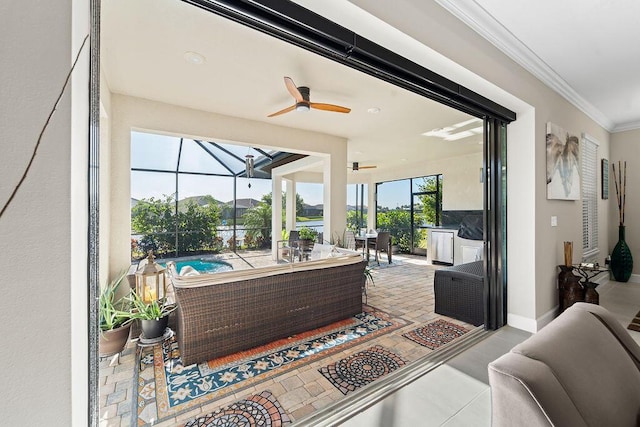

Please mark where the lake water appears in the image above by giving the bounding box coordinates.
[132,220,324,246]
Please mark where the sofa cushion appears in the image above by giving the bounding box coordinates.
[310,243,336,259]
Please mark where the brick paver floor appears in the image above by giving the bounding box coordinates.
[99,252,474,426]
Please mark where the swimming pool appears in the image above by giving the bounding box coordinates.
[163,259,233,274]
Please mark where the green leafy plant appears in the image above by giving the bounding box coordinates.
[99,271,134,332]
[363,265,375,287]
[128,291,176,321]
[298,226,318,241]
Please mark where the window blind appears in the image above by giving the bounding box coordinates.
[581,134,599,259]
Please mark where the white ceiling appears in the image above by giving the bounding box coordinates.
[101,0,483,175]
[436,0,640,132]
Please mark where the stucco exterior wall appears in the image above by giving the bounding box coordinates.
[0,1,89,425]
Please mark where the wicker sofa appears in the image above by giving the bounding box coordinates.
[167,253,366,365]
[434,260,484,326]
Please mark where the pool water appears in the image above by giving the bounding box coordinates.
[165,259,233,274]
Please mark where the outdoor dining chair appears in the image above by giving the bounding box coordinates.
[368,231,392,265]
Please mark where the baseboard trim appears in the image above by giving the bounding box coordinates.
[536,306,559,330]
[507,313,537,333]
[609,273,640,283]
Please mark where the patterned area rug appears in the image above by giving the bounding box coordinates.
[181,391,290,427]
[627,310,640,332]
[368,258,402,269]
[134,305,409,426]
[319,345,406,395]
[402,319,469,350]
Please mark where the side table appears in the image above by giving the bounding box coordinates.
[572,264,608,305]
[557,264,608,312]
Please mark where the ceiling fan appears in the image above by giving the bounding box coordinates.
[349,162,377,171]
[267,77,351,117]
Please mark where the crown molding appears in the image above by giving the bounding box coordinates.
[434,0,615,132]
[612,119,640,133]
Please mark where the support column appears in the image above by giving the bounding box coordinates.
[285,178,296,233]
[368,176,376,231]
[272,176,283,260]
[323,152,347,244]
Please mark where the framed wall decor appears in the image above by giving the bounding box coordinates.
[546,122,580,200]
[601,158,609,199]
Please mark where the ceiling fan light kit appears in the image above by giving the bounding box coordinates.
[268,77,350,117]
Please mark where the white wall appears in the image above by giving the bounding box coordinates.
[109,95,348,273]
[100,68,113,288]
[0,1,89,425]
[610,129,640,278]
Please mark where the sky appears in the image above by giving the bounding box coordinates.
[130,131,418,208]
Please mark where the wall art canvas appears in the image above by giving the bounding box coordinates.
[546,122,580,200]
[601,159,609,199]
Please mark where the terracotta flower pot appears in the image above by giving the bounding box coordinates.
[99,323,132,357]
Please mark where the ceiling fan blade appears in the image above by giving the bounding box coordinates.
[350,162,376,171]
[267,104,296,117]
[310,102,351,113]
[284,77,303,102]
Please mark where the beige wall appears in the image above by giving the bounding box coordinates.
[610,129,640,278]
[0,0,89,424]
[109,95,348,274]
[340,0,612,329]
[366,151,483,210]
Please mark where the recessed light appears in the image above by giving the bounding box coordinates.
[184,51,206,65]
[367,107,381,114]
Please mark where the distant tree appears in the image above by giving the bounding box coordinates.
[416,175,442,226]
[242,194,273,248]
[131,195,177,257]
[131,194,222,258]
[176,199,222,253]
[262,192,305,218]
[347,210,366,231]
[376,209,411,253]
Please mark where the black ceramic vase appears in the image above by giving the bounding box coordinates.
[611,225,633,282]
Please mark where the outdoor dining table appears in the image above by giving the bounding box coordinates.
[355,233,378,260]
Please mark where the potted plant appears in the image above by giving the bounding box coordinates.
[298,226,318,255]
[99,271,134,357]
[362,265,375,304]
[298,226,318,242]
[129,291,176,339]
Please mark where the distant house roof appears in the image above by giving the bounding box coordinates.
[226,198,261,209]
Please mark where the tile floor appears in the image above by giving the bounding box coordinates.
[100,254,640,427]
[340,277,640,426]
